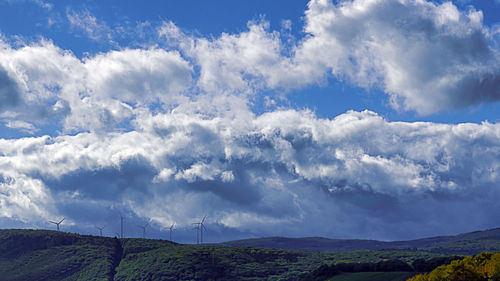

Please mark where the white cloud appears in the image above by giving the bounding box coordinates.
[3,0,52,10]
[297,0,500,114]
[33,0,52,10]
[156,0,500,114]
[0,0,499,240]
[181,20,293,94]
[281,19,292,31]
[67,9,111,42]
[0,39,193,132]
[2,0,498,135]
[4,120,38,134]
[0,174,56,223]
[0,109,498,239]
[83,48,192,105]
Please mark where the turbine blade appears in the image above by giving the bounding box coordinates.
[59,218,65,224]
[49,221,56,224]
[201,215,206,224]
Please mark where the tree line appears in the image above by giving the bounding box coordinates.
[299,256,465,281]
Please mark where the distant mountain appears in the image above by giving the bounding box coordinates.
[216,228,500,255]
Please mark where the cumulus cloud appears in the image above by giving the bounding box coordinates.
[83,48,192,105]
[170,20,297,95]
[296,0,500,114]
[0,109,498,240]
[0,0,499,241]
[156,0,500,113]
[0,39,77,124]
[0,39,193,132]
[2,0,499,133]
[0,173,56,224]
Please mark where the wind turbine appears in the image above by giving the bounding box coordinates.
[120,215,124,239]
[49,218,65,231]
[193,224,200,244]
[96,226,105,236]
[138,222,149,239]
[192,215,207,244]
[168,223,175,241]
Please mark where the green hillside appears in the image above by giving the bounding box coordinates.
[0,229,121,281]
[0,228,498,280]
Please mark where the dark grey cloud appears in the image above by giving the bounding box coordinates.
[0,66,21,111]
[453,72,500,106]
[40,156,157,201]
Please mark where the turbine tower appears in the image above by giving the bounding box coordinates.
[138,222,149,239]
[168,223,175,241]
[96,226,105,236]
[49,218,65,231]
[192,215,207,244]
[193,225,200,244]
[120,215,124,239]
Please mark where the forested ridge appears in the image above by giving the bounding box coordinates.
[0,228,499,280]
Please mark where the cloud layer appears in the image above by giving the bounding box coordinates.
[0,0,499,241]
[0,108,499,240]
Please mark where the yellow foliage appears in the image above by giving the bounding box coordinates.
[407,252,500,281]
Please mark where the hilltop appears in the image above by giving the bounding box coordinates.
[216,228,500,255]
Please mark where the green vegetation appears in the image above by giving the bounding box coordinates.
[0,229,121,281]
[331,272,415,281]
[407,252,500,281]
[298,259,415,281]
[0,228,499,280]
[116,245,322,281]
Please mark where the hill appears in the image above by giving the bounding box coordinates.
[0,228,499,280]
[217,228,500,255]
[0,229,122,280]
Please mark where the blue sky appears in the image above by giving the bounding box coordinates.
[0,0,499,243]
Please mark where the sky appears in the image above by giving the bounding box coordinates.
[0,0,499,243]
